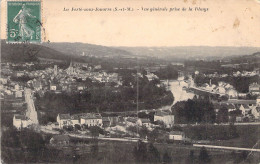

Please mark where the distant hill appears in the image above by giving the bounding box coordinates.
[1,40,83,63]
[117,46,260,61]
[2,39,260,63]
[43,42,134,58]
[227,51,260,64]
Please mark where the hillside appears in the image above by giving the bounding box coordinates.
[43,42,134,58]
[227,51,260,64]
[117,46,260,61]
[1,40,83,63]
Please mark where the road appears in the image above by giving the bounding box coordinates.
[193,144,260,152]
[24,88,38,124]
[68,134,148,143]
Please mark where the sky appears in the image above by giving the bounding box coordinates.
[1,0,260,47]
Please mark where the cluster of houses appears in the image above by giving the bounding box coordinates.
[232,70,259,77]
[204,69,259,78]
[197,81,260,98]
[214,97,260,122]
[48,110,175,131]
[198,81,239,97]
[1,62,123,97]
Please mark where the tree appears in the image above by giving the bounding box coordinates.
[91,140,99,158]
[133,140,148,163]
[162,151,172,163]
[139,126,149,139]
[228,123,239,138]
[186,150,195,164]
[147,143,160,163]
[127,126,138,137]
[216,106,228,123]
[149,128,159,142]
[1,128,20,148]
[74,124,81,131]
[199,147,210,163]
[89,126,100,138]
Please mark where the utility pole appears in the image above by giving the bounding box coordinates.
[136,57,139,135]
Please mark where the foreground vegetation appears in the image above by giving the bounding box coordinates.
[2,127,259,163]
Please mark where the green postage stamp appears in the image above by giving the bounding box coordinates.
[7,1,41,43]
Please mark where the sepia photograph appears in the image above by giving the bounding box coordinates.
[0,0,260,163]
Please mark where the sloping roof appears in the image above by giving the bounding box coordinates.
[169,131,184,135]
[14,115,27,120]
[126,117,138,123]
[52,135,70,141]
[250,83,260,88]
[227,104,236,109]
[102,117,110,122]
[70,114,80,120]
[226,99,256,105]
[81,113,102,119]
[241,104,250,109]
[140,119,150,123]
[155,110,172,117]
[59,114,71,119]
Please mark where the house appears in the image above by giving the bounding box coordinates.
[146,73,158,81]
[50,135,70,145]
[0,78,8,84]
[46,122,59,130]
[227,104,236,112]
[154,110,174,128]
[80,113,102,127]
[249,83,260,95]
[77,85,85,91]
[33,81,42,91]
[57,114,72,128]
[239,104,251,116]
[14,84,20,90]
[70,115,80,126]
[50,84,57,91]
[251,107,260,119]
[16,71,25,77]
[217,86,226,94]
[125,117,141,127]
[226,99,256,107]
[226,88,238,99]
[140,118,151,128]
[169,131,185,141]
[102,117,111,127]
[15,90,23,98]
[13,114,31,130]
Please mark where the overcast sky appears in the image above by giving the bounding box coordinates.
[1,0,260,47]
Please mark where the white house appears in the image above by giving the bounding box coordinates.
[15,90,23,98]
[70,115,80,126]
[251,107,260,119]
[217,86,226,94]
[57,114,72,128]
[80,113,102,127]
[239,105,251,116]
[169,131,185,141]
[226,88,238,99]
[249,83,260,95]
[13,115,31,130]
[50,84,57,91]
[154,110,174,128]
[140,118,151,128]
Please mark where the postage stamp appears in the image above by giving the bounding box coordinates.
[7,1,41,43]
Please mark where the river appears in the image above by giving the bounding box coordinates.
[158,76,195,111]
